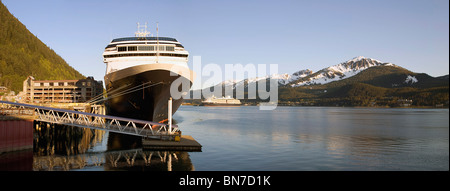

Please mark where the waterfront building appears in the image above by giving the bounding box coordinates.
[0,86,7,93]
[22,76,103,103]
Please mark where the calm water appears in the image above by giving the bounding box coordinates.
[179,106,449,171]
[1,106,448,171]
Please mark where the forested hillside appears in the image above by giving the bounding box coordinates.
[0,1,84,92]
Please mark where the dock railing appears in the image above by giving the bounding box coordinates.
[0,101,180,139]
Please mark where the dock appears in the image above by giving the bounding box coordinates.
[143,135,202,151]
[0,101,180,138]
[1,101,202,153]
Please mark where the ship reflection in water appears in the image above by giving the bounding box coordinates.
[32,123,194,171]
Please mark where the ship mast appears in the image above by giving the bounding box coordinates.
[135,22,151,37]
[134,22,159,63]
[156,22,159,64]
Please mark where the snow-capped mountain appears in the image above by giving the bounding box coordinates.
[215,56,396,90]
[277,69,313,85]
[219,73,290,90]
[288,56,395,87]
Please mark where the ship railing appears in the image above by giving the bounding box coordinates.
[0,101,179,138]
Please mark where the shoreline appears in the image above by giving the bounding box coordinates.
[181,103,449,109]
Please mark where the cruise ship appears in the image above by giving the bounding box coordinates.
[102,24,194,123]
[201,95,242,107]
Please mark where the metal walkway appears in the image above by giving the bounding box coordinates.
[0,101,179,139]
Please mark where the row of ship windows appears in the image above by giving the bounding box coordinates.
[105,42,184,49]
[117,46,175,52]
[104,53,188,58]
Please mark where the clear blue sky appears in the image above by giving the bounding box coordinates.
[3,0,449,89]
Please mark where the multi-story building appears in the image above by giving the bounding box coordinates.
[22,76,103,103]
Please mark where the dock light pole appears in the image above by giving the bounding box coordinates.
[168,97,172,134]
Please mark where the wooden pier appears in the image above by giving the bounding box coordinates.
[143,135,202,151]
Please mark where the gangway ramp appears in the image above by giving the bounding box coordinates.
[0,101,179,139]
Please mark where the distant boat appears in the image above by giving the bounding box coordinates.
[201,95,241,107]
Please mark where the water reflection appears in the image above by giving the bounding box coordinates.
[32,122,195,171]
[33,150,194,171]
[34,122,105,156]
[107,132,142,151]
[104,150,194,171]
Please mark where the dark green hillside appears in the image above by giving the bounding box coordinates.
[0,1,84,92]
[325,83,388,98]
[436,75,449,80]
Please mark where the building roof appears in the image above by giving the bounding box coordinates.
[33,79,78,83]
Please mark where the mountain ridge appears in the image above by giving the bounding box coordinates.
[0,1,84,92]
[189,56,448,107]
[209,56,407,90]
[288,56,397,86]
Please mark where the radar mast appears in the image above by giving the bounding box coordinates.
[135,22,151,37]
